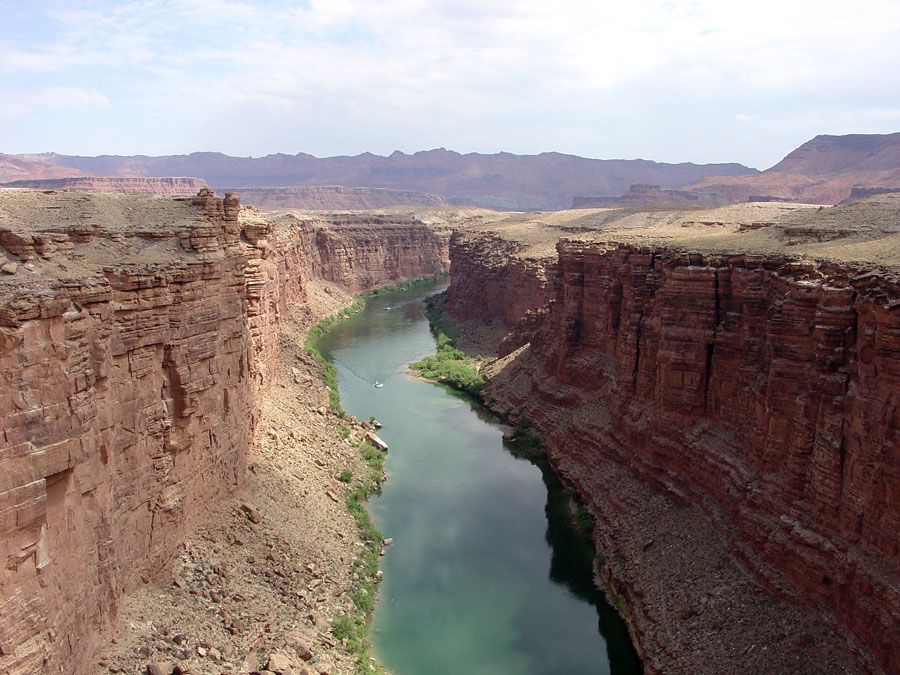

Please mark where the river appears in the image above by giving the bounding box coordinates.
[316,279,641,674]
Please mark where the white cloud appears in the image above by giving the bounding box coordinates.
[23,87,110,108]
[0,0,899,166]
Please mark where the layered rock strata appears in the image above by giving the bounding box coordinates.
[447,231,552,356]
[572,183,727,209]
[451,231,899,672]
[0,188,448,673]
[220,185,447,210]
[281,213,450,294]
[1,176,211,196]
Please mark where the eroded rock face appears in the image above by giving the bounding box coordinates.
[0,190,270,672]
[0,189,449,673]
[456,234,900,672]
[297,214,450,293]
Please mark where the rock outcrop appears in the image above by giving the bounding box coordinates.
[1,176,211,196]
[279,213,450,294]
[0,188,449,673]
[448,227,900,673]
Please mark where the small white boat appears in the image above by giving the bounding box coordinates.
[374,381,384,388]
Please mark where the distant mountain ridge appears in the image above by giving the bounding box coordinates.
[768,133,900,175]
[12,149,756,211]
[0,154,88,181]
[687,133,900,204]
[6,133,900,209]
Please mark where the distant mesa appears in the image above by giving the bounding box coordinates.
[8,148,757,211]
[1,175,210,195]
[221,185,447,210]
[0,152,89,182]
[5,133,900,210]
[767,132,900,175]
[572,183,728,209]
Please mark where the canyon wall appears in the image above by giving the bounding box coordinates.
[296,214,450,294]
[447,231,552,355]
[450,233,900,672]
[0,189,449,673]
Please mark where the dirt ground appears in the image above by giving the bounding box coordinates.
[455,193,900,271]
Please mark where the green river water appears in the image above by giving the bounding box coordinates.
[316,280,641,675]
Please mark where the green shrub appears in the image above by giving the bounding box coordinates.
[575,506,593,533]
[333,439,389,673]
[512,415,543,449]
[332,615,356,640]
[410,296,485,396]
[339,469,353,483]
[303,296,368,415]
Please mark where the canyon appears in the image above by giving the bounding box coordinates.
[443,196,900,673]
[1,184,899,673]
[0,188,451,673]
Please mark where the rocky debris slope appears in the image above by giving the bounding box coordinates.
[1,177,211,196]
[99,313,383,675]
[446,201,900,673]
[0,188,449,673]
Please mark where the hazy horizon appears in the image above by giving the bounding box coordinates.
[2,1,900,171]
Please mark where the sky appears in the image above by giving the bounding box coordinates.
[1,0,899,170]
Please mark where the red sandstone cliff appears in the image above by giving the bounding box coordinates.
[447,231,552,356]
[0,176,211,196]
[0,189,449,673]
[449,230,900,673]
